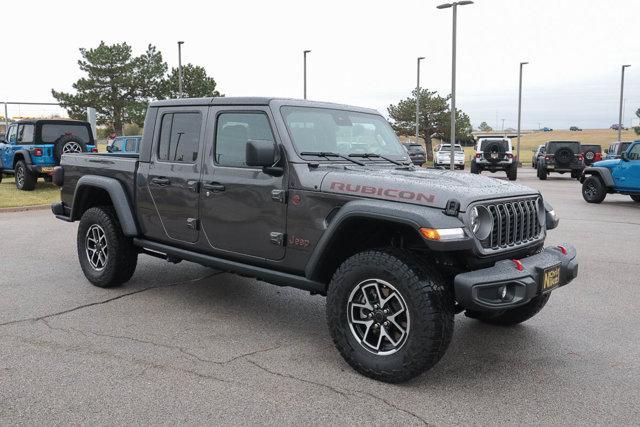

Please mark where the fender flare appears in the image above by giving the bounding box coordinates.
[304,199,470,281]
[13,150,33,167]
[580,167,614,188]
[71,175,139,236]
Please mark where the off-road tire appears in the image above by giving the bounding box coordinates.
[571,170,581,180]
[537,164,547,180]
[54,135,87,163]
[470,160,480,174]
[0,172,3,184]
[77,206,138,288]
[630,195,640,203]
[506,163,518,181]
[15,160,36,191]
[465,293,550,326]
[326,248,454,383]
[582,176,606,203]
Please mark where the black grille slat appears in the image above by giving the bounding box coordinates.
[479,198,542,250]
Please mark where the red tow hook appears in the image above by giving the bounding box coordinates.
[511,259,524,271]
[557,245,567,255]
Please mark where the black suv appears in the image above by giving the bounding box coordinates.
[537,141,584,180]
[402,142,426,166]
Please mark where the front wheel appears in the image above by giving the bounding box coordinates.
[537,164,547,180]
[326,248,454,383]
[466,293,550,326]
[582,176,606,203]
[631,195,640,203]
[77,206,138,287]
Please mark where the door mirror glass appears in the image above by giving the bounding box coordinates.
[246,139,276,167]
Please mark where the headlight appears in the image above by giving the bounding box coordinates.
[469,206,492,241]
[470,206,480,234]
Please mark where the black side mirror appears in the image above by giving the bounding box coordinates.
[246,139,276,167]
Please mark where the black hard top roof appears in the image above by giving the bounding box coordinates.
[13,118,89,125]
[149,97,380,115]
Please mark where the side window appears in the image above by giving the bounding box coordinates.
[628,144,640,161]
[215,112,275,167]
[17,124,35,144]
[7,125,18,144]
[157,112,202,163]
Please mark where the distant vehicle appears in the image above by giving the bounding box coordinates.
[610,124,628,131]
[569,126,582,131]
[605,141,631,159]
[470,137,517,180]
[107,136,142,153]
[581,140,640,204]
[0,119,97,190]
[434,144,465,169]
[579,144,602,166]
[537,141,584,180]
[401,142,426,166]
[541,127,553,132]
[532,144,545,168]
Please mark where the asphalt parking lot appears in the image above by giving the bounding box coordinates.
[1,168,639,425]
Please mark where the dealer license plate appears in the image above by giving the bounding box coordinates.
[541,264,561,292]
[40,167,54,173]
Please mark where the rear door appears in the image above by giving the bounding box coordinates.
[198,107,286,260]
[146,107,206,244]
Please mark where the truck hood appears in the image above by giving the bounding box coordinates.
[592,159,620,168]
[320,167,538,210]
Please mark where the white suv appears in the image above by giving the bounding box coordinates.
[470,137,517,180]
[435,144,465,169]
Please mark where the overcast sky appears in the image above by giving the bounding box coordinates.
[3,0,639,129]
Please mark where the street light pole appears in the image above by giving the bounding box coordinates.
[437,1,473,171]
[618,64,631,142]
[516,61,528,167]
[303,50,311,99]
[177,41,185,98]
[415,57,425,144]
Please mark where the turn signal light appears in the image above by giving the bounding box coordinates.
[419,227,465,241]
[420,228,440,240]
[577,154,584,161]
[512,259,524,271]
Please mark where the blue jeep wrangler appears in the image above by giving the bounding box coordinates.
[581,140,640,203]
[0,119,96,190]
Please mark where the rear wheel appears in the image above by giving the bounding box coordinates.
[631,195,640,203]
[470,160,480,174]
[582,176,606,203]
[465,293,550,326]
[537,164,547,180]
[77,206,138,288]
[326,248,454,383]
[15,160,36,191]
[506,163,518,181]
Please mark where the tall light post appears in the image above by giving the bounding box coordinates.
[516,61,528,166]
[437,1,473,171]
[303,50,311,99]
[177,41,185,98]
[415,57,425,144]
[618,64,631,142]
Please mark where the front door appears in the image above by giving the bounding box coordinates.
[615,143,640,191]
[199,108,286,260]
[0,124,18,170]
[146,109,205,244]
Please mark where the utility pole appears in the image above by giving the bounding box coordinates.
[415,57,425,143]
[618,64,631,142]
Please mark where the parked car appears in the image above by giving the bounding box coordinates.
[401,142,426,166]
[532,144,545,168]
[50,97,577,383]
[537,141,584,180]
[107,135,142,153]
[610,124,628,131]
[581,140,640,203]
[434,143,465,169]
[569,126,582,131]
[0,119,96,190]
[541,127,553,132]
[470,137,517,180]
[605,141,631,159]
[579,144,602,166]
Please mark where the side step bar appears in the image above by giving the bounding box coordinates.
[133,238,325,294]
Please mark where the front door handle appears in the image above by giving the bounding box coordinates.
[151,177,170,186]
[202,182,225,192]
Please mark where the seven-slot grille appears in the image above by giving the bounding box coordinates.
[483,199,542,250]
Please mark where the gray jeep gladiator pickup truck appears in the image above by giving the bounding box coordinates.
[52,97,578,383]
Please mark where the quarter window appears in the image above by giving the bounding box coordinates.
[215,112,275,167]
[157,112,202,163]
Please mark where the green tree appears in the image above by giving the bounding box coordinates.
[387,88,472,160]
[52,42,167,133]
[634,108,640,136]
[162,64,223,99]
[478,121,493,132]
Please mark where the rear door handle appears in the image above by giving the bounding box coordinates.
[151,177,170,186]
[202,182,225,192]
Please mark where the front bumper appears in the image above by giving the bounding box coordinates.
[454,244,578,311]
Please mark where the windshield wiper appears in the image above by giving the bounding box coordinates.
[300,151,365,166]
[348,152,405,166]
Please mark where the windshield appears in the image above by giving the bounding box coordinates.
[439,144,463,152]
[281,106,406,159]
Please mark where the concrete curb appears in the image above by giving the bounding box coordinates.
[0,204,51,214]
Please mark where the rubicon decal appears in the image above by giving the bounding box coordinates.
[329,182,435,204]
